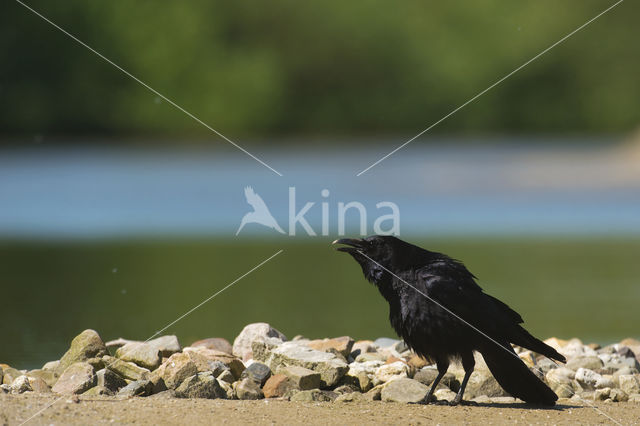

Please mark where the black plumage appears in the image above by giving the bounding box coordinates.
[334,235,565,405]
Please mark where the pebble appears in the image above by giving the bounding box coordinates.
[262,374,296,398]
[154,353,197,389]
[115,342,162,370]
[52,362,96,395]
[56,330,107,375]
[117,380,153,397]
[233,377,263,400]
[618,374,640,395]
[278,365,321,390]
[102,356,151,381]
[381,378,429,403]
[290,389,337,402]
[232,323,287,361]
[175,372,226,399]
[307,336,355,358]
[190,337,233,355]
[182,347,245,379]
[241,362,272,386]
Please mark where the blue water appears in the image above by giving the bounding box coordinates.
[1,141,639,238]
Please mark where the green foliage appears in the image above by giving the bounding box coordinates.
[1,0,638,140]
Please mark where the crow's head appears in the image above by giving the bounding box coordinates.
[333,235,422,284]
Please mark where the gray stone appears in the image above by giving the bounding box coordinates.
[10,375,32,394]
[234,378,263,400]
[115,342,162,370]
[374,361,410,385]
[175,372,226,399]
[373,337,400,348]
[217,369,235,384]
[575,368,602,390]
[83,386,113,396]
[103,356,150,381]
[308,337,355,358]
[52,362,96,395]
[618,374,640,395]
[278,365,321,390]
[190,337,233,355]
[154,352,198,389]
[148,335,181,357]
[256,341,348,387]
[183,347,245,379]
[290,389,337,402]
[241,362,271,386]
[381,378,429,403]
[232,323,287,361]
[56,330,107,375]
[566,356,603,372]
[96,368,127,392]
[117,380,153,397]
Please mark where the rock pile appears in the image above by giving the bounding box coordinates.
[2,323,639,404]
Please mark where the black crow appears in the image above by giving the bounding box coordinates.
[334,235,565,406]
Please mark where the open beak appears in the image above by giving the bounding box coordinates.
[332,238,364,253]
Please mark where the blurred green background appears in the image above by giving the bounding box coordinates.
[1,1,639,369]
[1,0,639,140]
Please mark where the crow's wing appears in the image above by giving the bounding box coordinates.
[244,186,270,213]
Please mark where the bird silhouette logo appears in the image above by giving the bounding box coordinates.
[236,186,286,235]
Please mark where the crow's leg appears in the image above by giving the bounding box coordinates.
[451,351,475,406]
[420,359,450,404]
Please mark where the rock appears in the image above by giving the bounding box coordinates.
[10,375,32,394]
[575,368,602,390]
[27,369,57,387]
[233,323,287,361]
[102,356,150,381]
[190,337,233,355]
[278,366,321,390]
[263,374,296,398]
[175,372,226,399]
[434,388,457,402]
[217,370,235,384]
[240,362,271,386]
[351,340,377,358]
[84,386,113,396]
[52,362,96,395]
[619,338,640,359]
[616,346,636,359]
[545,367,575,397]
[148,335,181,357]
[117,380,152,397]
[183,347,245,379]
[381,378,429,403]
[234,378,263,400]
[27,376,50,393]
[57,330,107,375]
[609,388,628,402]
[595,375,615,389]
[594,387,611,401]
[472,395,492,404]
[373,337,400,348]
[492,396,517,404]
[42,360,60,372]
[461,368,508,399]
[148,389,177,399]
[256,341,348,387]
[0,384,10,393]
[413,367,458,391]
[567,356,603,372]
[355,352,387,363]
[1,366,22,385]
[154,353,198,389]
[96,368,127,393]
[290,389,337,402]
[115,342,162,370]
[628,393,640,403]
[618,374,640,395]
[374,361,410,385]
[407,354,428,370]
[343,361,382,392]
[308,336,354,358]
[105,338,136,351]
[333,384,358,394]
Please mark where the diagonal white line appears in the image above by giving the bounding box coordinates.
[14,0,283,177]
[358,251,622,425]
[145,249,284,342]
[356,0,624,176]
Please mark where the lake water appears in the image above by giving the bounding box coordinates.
[1,140,639,369]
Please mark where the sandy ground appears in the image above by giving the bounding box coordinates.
[1,394,638,425]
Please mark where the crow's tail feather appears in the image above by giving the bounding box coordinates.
[481,343,558,406]
[511,326,566,363]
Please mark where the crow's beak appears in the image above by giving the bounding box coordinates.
[332,238,364,253]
